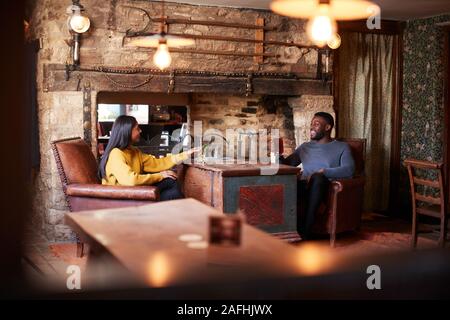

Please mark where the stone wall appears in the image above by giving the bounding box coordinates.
[28,0,332,241]
[288,95,335,147]
[190,94,296,156]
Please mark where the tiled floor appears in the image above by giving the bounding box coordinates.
[23,212,448,280]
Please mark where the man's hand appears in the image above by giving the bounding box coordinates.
[317,168,325,174]
[160,170,177,180]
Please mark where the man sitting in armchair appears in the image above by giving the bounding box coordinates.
[280,112,355,240]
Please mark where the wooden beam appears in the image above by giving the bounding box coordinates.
[154,17,277,31]
[169,48,277,58]
[43,64,331,96]
[124,32,318,49]
[254,18,265,64]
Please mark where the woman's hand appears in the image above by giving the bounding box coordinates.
[160,170,177,180]
[185,147,202,156]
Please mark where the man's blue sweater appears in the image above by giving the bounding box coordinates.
[282,140,355,180]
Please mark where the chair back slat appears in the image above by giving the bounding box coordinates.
[413,177,440,188]
[415,193,442,206]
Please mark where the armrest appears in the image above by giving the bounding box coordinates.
[66,183,160,201]
[330,176,365,193]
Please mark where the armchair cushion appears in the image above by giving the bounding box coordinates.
[66,183,159,201]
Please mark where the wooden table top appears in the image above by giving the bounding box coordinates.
[185,162,300,177]
[65,198,312,288]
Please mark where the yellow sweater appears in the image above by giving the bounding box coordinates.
[102,147,188,186]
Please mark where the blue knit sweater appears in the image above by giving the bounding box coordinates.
[282,140,355,180]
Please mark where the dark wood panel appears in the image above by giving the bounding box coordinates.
[389,32,404,216]
[182,165,224,211]
[43,64,331,96]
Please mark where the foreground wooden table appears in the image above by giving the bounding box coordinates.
[181,163,301,241]
[65,198,305,290]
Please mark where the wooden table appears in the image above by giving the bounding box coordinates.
[180,163,301,241]
[65,198,304,291]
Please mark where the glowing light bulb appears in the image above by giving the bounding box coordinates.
[69,12,90,33]
[153,43,172,70]
[307,4,336,47]
[327,33,341,49]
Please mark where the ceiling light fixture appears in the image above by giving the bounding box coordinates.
[271,0,380,48]
[127,0,195,70]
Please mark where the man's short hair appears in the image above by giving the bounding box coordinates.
[314,112,334,129]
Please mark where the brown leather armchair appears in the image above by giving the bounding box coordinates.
[309,138,366,247]
[51,137,160,256]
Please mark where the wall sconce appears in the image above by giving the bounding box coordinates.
[65,0,90,79]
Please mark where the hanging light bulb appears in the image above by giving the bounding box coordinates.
[327,33,341,49]
[153,41,172,70]
[307,4,336,47]
[126,0,194,69]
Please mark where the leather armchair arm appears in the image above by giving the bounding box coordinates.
[330,176,365,193]
[66,183,160,201]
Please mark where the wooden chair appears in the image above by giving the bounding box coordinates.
[404,159,448,248]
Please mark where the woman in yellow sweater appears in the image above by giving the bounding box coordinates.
[99,115,198,201]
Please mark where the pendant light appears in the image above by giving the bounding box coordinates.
[127,0,195,70]
[271,0,380,48]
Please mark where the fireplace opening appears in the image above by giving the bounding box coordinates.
[96,92,189,158]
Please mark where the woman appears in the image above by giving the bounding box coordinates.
[99,115,198,201]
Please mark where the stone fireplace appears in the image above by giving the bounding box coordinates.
[29,0,334,241]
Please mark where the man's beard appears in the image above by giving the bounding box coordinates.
[311,130,325,141]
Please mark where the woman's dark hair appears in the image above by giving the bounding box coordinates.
[98,115,137,179]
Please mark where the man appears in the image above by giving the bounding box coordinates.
[280,112,355,240]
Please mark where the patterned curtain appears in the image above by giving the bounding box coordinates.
[337,32,395,212]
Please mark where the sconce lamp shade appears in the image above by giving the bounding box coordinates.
[69,12,90,33]
[270,0,380,20]
[127,33,195,48]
